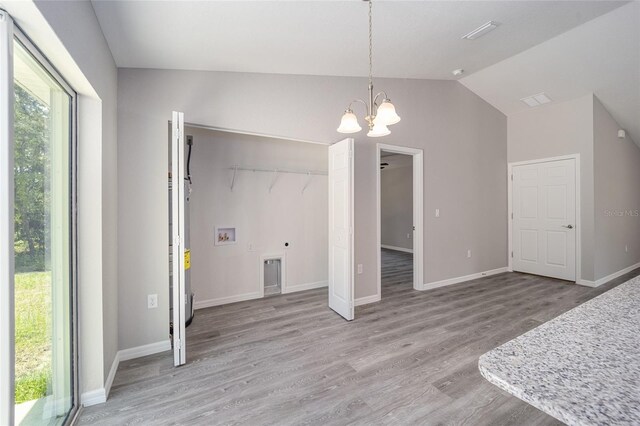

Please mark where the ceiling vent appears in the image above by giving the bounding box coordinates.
[461,21,499,40]
[520,93,552,108]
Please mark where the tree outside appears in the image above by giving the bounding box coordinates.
[14,82,52,403]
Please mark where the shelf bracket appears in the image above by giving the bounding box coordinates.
[269,170,279,193]
[230,165,238,191]
[302,172,313,195]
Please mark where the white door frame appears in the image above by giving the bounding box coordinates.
[171,111,187,366]
[507,154,581,283]
[376,143,424,298]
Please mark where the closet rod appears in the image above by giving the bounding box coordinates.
[229,166,327,176]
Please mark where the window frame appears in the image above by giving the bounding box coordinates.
[1,13,79,425]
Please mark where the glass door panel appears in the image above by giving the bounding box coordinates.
[13,38,73,425]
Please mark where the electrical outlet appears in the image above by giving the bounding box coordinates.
[357,264,363,274]
[147,294,158,309]
[467,250,472,258]
[435,209,440,217]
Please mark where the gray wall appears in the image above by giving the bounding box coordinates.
[381,164,413,250]
[508,94,595,281]
[186,126,328,305]
[117,68,507,350]
[593,97,640,280]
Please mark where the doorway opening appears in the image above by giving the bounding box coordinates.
[376,144,424,300]
[167,116,343,365]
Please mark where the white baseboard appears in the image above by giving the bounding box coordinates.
[422,267,509,291]
[355,294,381,306]
[81,388,106,407]
[119,340,171,362]
[194,292,262,310]
[578,262,640,288]
[82,340,170,407]
[104,352,120,399]
[283,280,327,294]
[381,244,413,254]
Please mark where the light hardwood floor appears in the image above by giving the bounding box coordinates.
[79,249,638,425]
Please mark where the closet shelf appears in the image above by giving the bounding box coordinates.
[229,165,327,192]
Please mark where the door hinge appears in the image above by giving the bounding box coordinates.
[511,251,514,258]
[511,174,513,181]
[511,212,513,219]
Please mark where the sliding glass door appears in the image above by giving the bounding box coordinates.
[1,11,78,426]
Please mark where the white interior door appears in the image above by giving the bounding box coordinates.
[512,158,576,281]
[171,111,186,366]
[328,138,354,320]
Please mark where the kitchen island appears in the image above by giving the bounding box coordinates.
[479,275,640,425]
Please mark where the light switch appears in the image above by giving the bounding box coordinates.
[435,209,440,217]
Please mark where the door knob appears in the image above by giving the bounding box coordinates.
[562,224,574,229]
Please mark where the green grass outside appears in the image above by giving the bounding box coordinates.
[14,271,51,404]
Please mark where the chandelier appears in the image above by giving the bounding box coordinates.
[337,0,401,137]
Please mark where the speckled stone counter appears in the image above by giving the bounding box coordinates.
[479,275,640,426]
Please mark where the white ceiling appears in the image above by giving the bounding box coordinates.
[91,0,625,80]
[460,1,640,144]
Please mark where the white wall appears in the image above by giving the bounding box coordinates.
[381,163,413,250]
[117,68,507,351]
[508,94,595,281]
[593,97,640,280]
[186,127,328,307]
[2,0,118,400]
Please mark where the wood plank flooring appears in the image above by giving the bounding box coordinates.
[79,250,639,425]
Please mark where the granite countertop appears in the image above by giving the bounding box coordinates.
[479,275,640,426]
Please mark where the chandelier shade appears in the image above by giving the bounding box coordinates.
[373,100,401,126]
[337,110,362,133]
[367,122,391,138]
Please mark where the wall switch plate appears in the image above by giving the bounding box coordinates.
[435,209,440,217]
[147,294,158,309]
[467,250,472,258]
[248,242,255,252]
[625,244,629,253]
[357,264,363,274]
[407,233,411,239]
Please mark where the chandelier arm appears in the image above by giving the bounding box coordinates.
[372,91,388,108]
[348,99,370,116]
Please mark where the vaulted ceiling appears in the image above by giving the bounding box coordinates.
[461,1,640,145]
[91,1,624,79]
[91,1,638,142]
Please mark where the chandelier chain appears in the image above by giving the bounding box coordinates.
[368,0,373,86]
